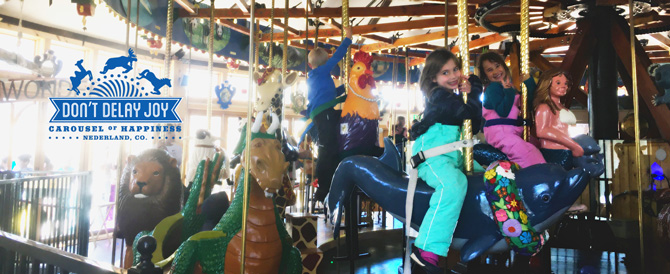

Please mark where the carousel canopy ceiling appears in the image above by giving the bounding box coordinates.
[0,0,669,70]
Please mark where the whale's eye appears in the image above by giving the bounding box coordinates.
[541,194,550,202]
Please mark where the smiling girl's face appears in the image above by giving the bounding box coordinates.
[482,60,507,84]
[433,59,462,90]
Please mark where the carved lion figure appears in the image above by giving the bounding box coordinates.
[116,148,183,268]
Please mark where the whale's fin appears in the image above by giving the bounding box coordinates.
[460,234,500,262]
[379,137,402,172]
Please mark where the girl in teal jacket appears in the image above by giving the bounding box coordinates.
[409,48,482,274]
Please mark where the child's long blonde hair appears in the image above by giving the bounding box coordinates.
[533,68,572,115]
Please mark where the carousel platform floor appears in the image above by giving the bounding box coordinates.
[87,211,633,273]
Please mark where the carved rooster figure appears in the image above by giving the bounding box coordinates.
[338,51,382,158]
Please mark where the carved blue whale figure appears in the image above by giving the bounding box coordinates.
[327,135,604,262]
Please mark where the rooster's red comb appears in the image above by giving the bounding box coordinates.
[353,51,373,70]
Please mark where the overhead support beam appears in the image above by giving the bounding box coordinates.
[315,17,390,46]
[645,33,670,52]
[360,26,487,52]
[528,35,573,52]
[268,19,301,35]
[261,17,447,42]
[218,19,251,35]
[650,57,670,63]
[175,0,196,14]
[180,4,487,19]
[361,34,393,44]
[558,20,594,108]
[450,33,508,53]
[413,43,440,51]
[611,15,670,139]
[530,51,589,99]
[319,18,342,31]
[409,57,427,67]
[394,33,509,67]
[233,0,250,13]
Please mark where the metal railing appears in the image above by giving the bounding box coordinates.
[0,230,126,274]
[0,172,93,257]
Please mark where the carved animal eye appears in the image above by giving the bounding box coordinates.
[541,194,550,202]
[153,171,160,176]
[133,169,137,174]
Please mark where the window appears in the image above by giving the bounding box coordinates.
[50,41,86,78]
[229,73,250,102]
[188,115,222,147]
[128,131,156,156]
[292,119,306,141]
[186,69,219,99]
[0,31,37,74]
[95,50,118,72]
[136,60,163,77]
[11,102,39,171]
[0,105,11,170]
[226,116,243,154]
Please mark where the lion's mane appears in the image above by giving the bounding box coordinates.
[116,149,183,244]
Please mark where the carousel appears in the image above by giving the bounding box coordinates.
[0,0,669,273]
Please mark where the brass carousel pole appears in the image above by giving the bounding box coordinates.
[269,0,275,66]
[256,20,261,71]
[302,1,309,214]
[241,1,257,273]
[457,0,473,173]
[520,0,530,141]
[125,0,131,49]
[164,0,174,96]
[282,0,289,75]
[630,0,645,272]
[114,4,133,266]
[281,0,289,132]
[444,1,448,47]
[207,0,215,130]
[405,47,410,170]
[342,0,350,83]
[391,48,397,145]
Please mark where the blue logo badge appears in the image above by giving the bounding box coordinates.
[50,49,181,123]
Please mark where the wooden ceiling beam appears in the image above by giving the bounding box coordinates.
[261,17,448,42]
[612,15,670,139]
[233,0,250,13]
[268,19,301,35]
[646,33,670,52]
[451,33,509,53]
[529,35,573,52]
[413,43,440,51]
[181,4,487,19]
[536,44,670,55]
[360,26,487,52]
[646,45,670,52]
[401,34,509,67]
[218,19,250,35]
[409,57,427,67]
[651,57,670,63]
[319,18,342,31]
[559,20,593,108]
[359,34,393,44]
